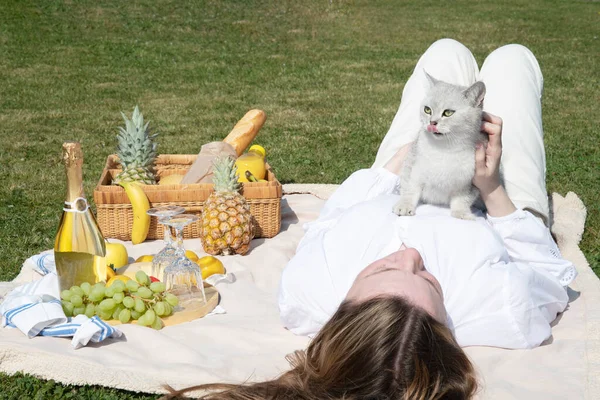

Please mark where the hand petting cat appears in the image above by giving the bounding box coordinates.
[473,112,517,218]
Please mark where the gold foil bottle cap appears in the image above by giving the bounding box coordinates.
[62,141,83,168]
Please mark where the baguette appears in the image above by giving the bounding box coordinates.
[223,109,266,156]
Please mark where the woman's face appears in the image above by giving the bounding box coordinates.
[346,247,447,323]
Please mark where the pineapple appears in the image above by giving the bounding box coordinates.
[113,105,158,185]
[201,156,254,255]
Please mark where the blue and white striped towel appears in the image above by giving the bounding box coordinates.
[29,250,57,275]
[40,314,121,348]
[0,252,122,349]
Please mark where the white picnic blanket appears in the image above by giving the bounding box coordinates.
[0,185,596,399]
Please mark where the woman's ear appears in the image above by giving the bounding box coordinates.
[463,81,486,107]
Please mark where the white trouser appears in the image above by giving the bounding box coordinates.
[372,39,549,223]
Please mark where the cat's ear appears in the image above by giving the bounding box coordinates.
[423,70,440,87]
[463,81,486,107]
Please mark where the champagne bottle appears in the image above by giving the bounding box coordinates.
[54,141,106,291]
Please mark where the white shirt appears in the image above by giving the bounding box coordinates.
[278,168,577,349]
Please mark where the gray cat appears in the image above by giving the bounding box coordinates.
[392,73,487,220]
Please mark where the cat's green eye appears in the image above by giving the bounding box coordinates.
[443,109,455,117]
[424,106,432,115]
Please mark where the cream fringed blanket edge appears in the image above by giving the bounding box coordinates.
[0,185,595,400]
[549,192,597,400]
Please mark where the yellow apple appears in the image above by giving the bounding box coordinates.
[105,241,129,270]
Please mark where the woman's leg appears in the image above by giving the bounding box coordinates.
[478,45,549,224]
[372,39,480,168]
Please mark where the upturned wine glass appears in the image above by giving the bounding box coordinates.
[146,206,185,279]
[161,214,206,308]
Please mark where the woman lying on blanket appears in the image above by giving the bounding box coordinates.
[165,39,577,400]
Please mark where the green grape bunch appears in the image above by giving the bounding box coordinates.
[59,270,179,330]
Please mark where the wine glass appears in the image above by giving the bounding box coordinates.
[146,206,185,279]
[162,214,206,308]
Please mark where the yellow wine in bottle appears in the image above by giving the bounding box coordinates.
[54,141,106,291]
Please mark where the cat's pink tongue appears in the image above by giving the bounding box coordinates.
[427,124,438,133]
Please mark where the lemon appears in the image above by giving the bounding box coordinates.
[185,250,199,262]
[196,256,225,280]
[106,275,131,287]
[136,254,154,263]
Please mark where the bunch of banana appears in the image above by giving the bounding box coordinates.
[118,182,150,244]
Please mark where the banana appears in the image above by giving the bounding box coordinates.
[119,182,150,244]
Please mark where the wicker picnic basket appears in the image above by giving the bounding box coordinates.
[93,154,282,241]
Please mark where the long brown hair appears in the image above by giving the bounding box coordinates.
[161,296,478,399]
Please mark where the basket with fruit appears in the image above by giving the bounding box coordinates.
[93,108,282,243]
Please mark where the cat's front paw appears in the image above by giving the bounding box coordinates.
[393,200,415,216]
[451,208,476,220]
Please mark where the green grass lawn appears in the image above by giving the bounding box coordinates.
[0,0,598,398]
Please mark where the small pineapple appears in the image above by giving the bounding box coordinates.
[113,105,158,185]
[201,156,254,255]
